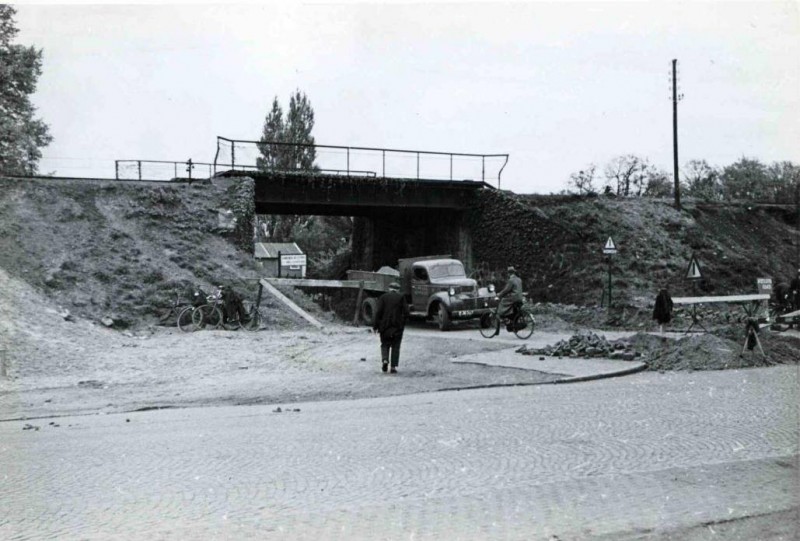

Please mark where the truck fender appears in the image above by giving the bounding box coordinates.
[426,292,451,317]
[427,294,452,331]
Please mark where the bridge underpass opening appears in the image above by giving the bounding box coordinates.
[255,207,472,278]
[245,171,484,275]
[351,208,472,272]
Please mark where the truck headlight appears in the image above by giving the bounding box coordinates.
[488,284,495,293]
[449,287,456,296]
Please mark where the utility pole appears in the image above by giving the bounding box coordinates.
[671,59,683,211]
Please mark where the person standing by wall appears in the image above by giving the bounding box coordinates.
[652,287,674,333]
[790,269,800,311]
[372,282,409,374]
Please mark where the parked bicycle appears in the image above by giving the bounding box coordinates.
[192,287,224,330]
[157,292,200,333]
[479,301,535,339]
[192,286,261,331]
[223,300,262,331]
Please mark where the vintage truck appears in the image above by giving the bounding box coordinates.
[348,255,499,330]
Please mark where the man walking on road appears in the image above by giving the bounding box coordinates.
[373,282,409,374]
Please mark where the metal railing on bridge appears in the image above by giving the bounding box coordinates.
[115,158,377,181]
[115,159,214,181]
[213,137,509,187]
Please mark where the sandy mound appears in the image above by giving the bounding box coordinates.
[639,330,799,371]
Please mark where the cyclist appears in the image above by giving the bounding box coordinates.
[494,266,523,335]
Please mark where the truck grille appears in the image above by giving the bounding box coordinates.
[456,297,494,310]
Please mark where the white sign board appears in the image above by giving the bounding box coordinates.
[756,278,772,295]
[602,236,617,255]
[280,254,307,267]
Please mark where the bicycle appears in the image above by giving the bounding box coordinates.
[479,301,535,339]
[192,286,262,331]
[222,300,262,331]
[192,287,225,330]
[157,292,200,333]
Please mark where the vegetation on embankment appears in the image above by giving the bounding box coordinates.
[0,176,281,329]
[471,189,798,307]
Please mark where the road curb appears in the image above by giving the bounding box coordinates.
[551,361,649,384]
[436,361,648,394]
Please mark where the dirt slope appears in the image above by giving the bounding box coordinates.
[1,176,797,332]
[0,176,312,329]
[475,192,798,306]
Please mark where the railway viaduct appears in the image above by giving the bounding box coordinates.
[219,170,492,271]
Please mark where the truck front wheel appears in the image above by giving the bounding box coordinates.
[436,303,451,331]
[361,297,378,327]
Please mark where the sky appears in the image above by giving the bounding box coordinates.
[13,1,800,194]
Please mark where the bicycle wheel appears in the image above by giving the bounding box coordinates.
[241,303,261,332]
[223,314,242,331]
[479,311,500,338]
[192,304,223,330]
[177,306,196,332]
[514,312,535,339]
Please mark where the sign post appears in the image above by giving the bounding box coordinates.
[684,254,705,332]
[757,278,772,321]
[602,237,617,307]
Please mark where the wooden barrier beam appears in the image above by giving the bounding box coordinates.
[265,278,381,290]
[259,279,323,329]
[672,294,769,305]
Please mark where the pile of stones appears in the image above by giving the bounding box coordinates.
[517,331,640,360]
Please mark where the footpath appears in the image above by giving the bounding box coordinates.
[432,329,678,382]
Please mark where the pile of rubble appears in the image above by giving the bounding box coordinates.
[517,331,640,360]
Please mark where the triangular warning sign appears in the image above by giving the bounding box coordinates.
[603,236,617,254]
[686,255,703,280]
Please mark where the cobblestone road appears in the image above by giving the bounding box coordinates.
[1,366,798,540]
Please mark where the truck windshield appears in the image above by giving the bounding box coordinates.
[428,263,466,279]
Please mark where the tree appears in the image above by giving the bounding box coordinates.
[254,91,351,276]
[0,5,52,175]
[568,164,598,195]
[256,91,320,240]
[767,161,800,204]
[641,167,672,197]
[255,98,286,171]
[720,157,770,201]
[256,90,316,173]
[683,160,722,201]
[603,155,649,196]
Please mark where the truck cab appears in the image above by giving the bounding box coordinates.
[400,257,498,330]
